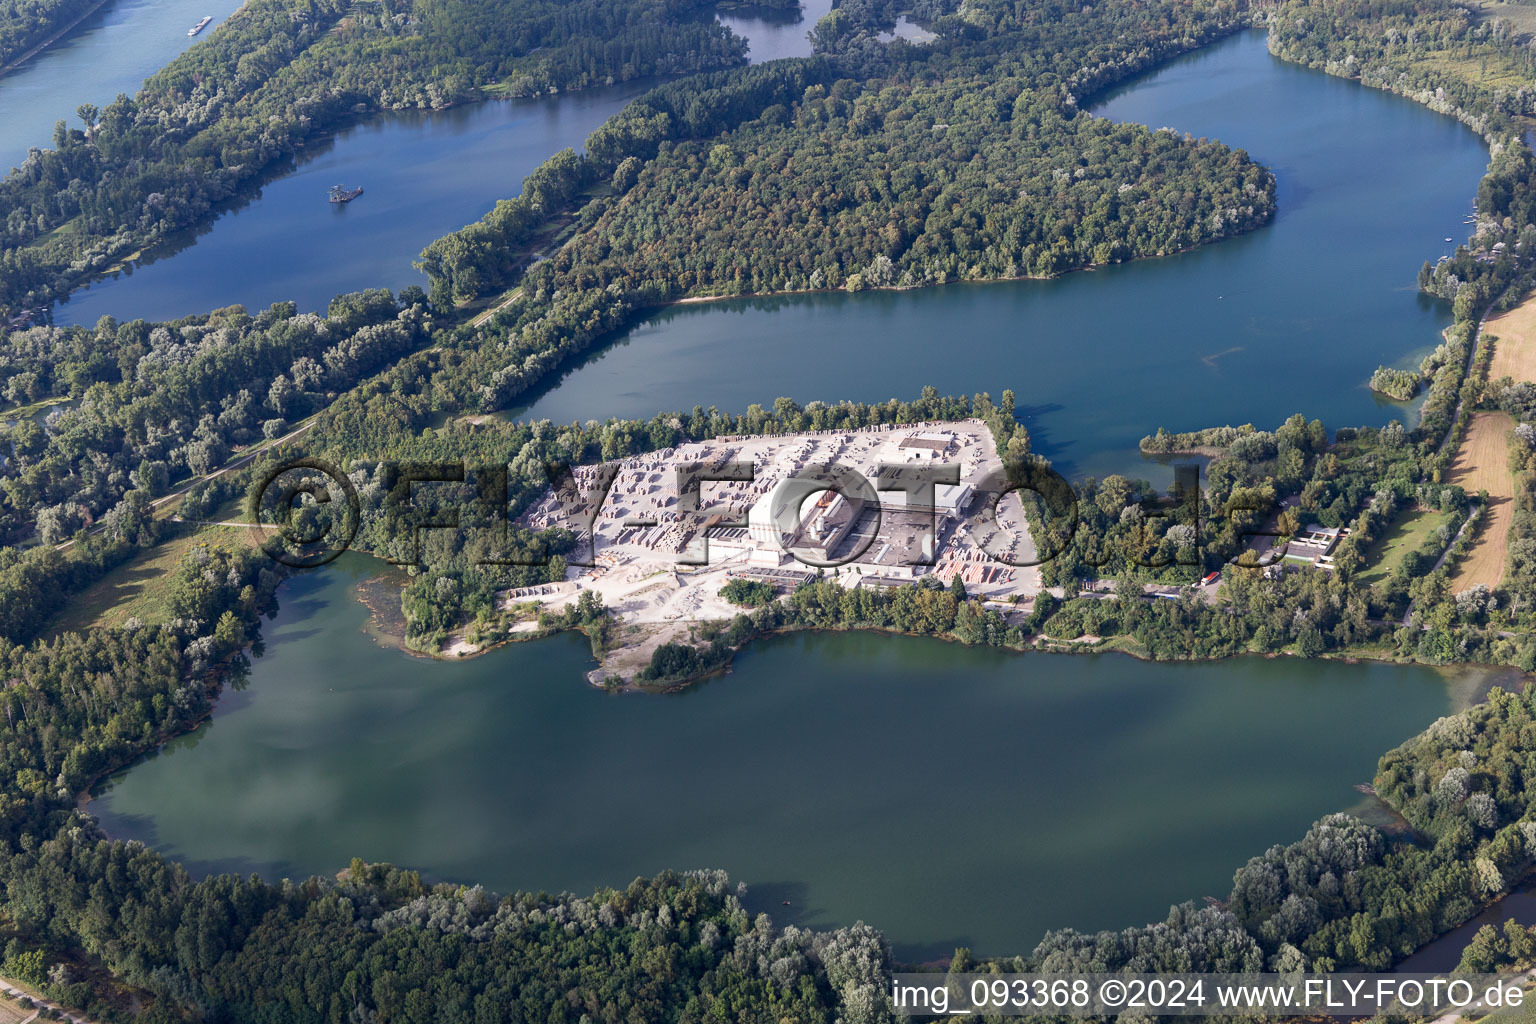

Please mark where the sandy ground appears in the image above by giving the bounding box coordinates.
[1487,290,1536,383]
[496,420,1044,680]
[1447,411,1516,592]
[500,566,746,626]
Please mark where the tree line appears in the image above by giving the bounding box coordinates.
[0,0,101,70]
[0,0,745,316]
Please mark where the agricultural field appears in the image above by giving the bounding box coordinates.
[0,993,29,1024]
[1446,411,1517,592]
[1486,290,1536,383]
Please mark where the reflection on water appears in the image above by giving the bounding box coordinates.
[879,17,937,44]
[49,0,841,325]
[717,0,833,63]
[90,554,1473,959]
[0,0,245,171]
[513,33,1485,483]
[1398,888,1536,973]
[55,81,656,324]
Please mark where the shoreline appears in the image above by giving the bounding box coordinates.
[661,225,1274,310]
[368,567,1532,692]
[0,0,115,80]
[73,660,235,813]
[1137,443,1225,457]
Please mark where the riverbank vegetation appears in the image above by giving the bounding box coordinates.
[1269,0,1536,139]
[414,0,1271,334]
[0,0,102,71]
[5,0,1536,1014]
[536,73,1271,293]
[0,526,892,1021]
[4,525,1536,1021]
[0,0,746,316]
[327,389,1021,650]
[1370,365,1423,401]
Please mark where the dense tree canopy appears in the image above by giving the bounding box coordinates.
[0,0,1535,1014]
[0,0,101,69]
[0,0,745,314]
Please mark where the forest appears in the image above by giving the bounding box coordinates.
[0,526,886,1021]
[0,0,745,314]
[0,0,1534,1015]
[417,0,1265,306]
[0,0,100,69]
[420,60,1273,305]
[1269,0,1536,139]
[534,72,1271,294]
[0,290,427,549]
[392,0,1269,434]
[2,526,1536,1020]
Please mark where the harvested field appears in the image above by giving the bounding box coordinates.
[1487,290,1536,384]
[1446,411,1516,592]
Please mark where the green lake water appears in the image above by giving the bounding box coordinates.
[89,558,1497,958]
[73,24,1523,962]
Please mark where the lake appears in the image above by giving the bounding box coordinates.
[716,0,833,64]
[88,555,1496,959]
[48,2,822,326]
[16,24,1489,482]
[512,31,1488,482]
[60,14,1518,965]
[53,84,657,325]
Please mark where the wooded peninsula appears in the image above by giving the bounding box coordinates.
[0,0,1535,1019]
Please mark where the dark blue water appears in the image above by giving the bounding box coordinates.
[54,83,656,325]
[512,32,1486,482]
[48,0,830,326]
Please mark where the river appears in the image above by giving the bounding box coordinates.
[0,0,244,173]
[513,31,1488,482]
[87,555,1506,960]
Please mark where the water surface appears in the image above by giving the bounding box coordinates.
[50,0,832,325]
[56,83,655,324]
[0,0,244,171]
[91,557,1476,958]
[717,0,832,63]
[513,32,1486,482]
[61,21,1516,965]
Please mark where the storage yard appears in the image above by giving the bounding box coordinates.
[515,420,1044,628]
